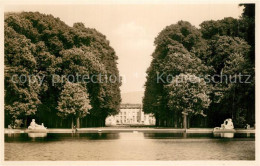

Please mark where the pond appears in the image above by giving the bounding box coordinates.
[5,132,255,160]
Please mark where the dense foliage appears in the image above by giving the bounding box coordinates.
[5,12,121,128]
[143,4,255,128]
[166,74,211,128]
[57,82,92,128]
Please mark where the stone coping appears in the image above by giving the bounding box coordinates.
[4,128,255,134]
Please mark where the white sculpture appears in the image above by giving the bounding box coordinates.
[221,118,234,129]
[28,119,47,130]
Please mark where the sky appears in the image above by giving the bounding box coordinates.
[5,4,243,93]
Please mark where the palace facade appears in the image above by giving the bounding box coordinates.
[105,104,155,125]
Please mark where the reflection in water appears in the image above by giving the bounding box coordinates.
[28,133,47,138]
[5,132,255,160]
[119,132,145,140]
[144,133,183,139]
[143,133,219,139]
[183,132,187,138]
[213,133,234,138]
[5,132,255,142]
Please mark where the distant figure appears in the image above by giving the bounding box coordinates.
[72,125,77,133]
[8,125,12,129]
[245,124,250,129]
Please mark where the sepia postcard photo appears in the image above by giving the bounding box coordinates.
[0,0,259,166]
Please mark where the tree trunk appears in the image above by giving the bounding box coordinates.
[174,112,177,128]
[187,116,190,129]
[24,117,28,128]
[155,113,159,126]
[76,117,80,128]
[71,117,74,129]
[183,114,187,129]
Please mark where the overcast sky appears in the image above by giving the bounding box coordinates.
[5,4,243,93]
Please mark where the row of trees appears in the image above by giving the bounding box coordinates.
[143,4,255,128]
[5,12,121,128]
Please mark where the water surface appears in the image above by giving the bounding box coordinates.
[5,132,255,160]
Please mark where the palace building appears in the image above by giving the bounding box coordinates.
[105,104,155,125]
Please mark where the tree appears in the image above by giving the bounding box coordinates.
[207,36,250,74]
[239,4,255,64]
[155,21,201,52]
[144,4,255,128]
[57,82,92,128]
[166,74,211,129]
[200,17,240,39]
[4,24,41,127]
[143,21,212,127]
[199,4,255,63]
[219,53,254,127]
[5,12,121,128]
[4,84,41,128]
